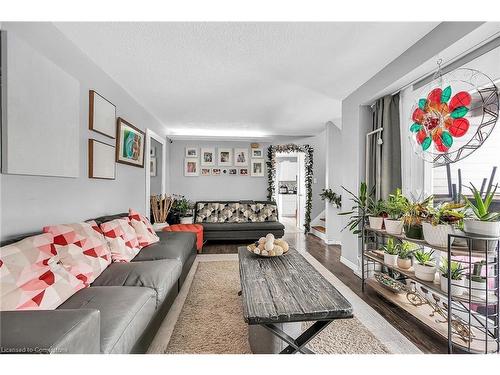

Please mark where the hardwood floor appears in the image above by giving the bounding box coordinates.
[201,232,449,354]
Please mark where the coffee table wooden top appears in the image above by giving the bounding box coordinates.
[238,247,353,325]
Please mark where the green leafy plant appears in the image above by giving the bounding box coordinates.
[439,259,465,280]
[339,182,370,235]
[383,188,408,220]
[462,183,500,222]
[413,249,435,267]
[368,198,386,217]
[382,238,400,255]
[172,195,194,217]
[320,189,342,209]
[398,241,417,259]
[427,202,465,226]
[402,193,432,226]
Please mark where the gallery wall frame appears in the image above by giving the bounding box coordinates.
[89,90,116,139]
[88,139,116,180]
[116,117,145,168]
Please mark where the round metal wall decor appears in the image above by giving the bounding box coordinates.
[409,67,499,167]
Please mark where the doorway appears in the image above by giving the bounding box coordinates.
[145,129,166,220]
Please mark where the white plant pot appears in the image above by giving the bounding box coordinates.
[422,222,455,248]
[464,220,500,237]
[368,216,384,230]
[414,263,436,282]
[467,278,488,299]
[152,222,169,231]
[384,218,403,235]
[383,253,398,267]
[180,216,194,224]
[397,258,412,270]
[440,275,465,297]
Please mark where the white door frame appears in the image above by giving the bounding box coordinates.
[145,129,166,219]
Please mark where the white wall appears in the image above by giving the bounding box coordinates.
[1,23,167,240]
[325,123,342,244]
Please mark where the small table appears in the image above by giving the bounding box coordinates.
[163,224,204,252]
[238,246,353,354]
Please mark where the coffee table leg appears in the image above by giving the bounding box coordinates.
[261,320,332,354]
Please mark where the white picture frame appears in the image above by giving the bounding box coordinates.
[150,146,156,157]
[88,139,116,180]
[251,159,265,177]
[228,168,237,175]
[200,147,215,166]
[201,168,211,176]
[234,148,249,166]
[150,158,157,177]
[251,148,263,158]
[89,90,116,139]
[218,148,233,166]
[185,147,198,158]
[211,168,221,176]
[184,158,199,176]
[239,168,249,176]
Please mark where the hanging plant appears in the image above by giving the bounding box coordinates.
[320,189,341,209]
[267,144,314,233]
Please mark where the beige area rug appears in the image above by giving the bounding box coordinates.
[164,260,389,354]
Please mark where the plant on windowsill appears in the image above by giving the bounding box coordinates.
[382,237,400,267]
[397,241,416,270]
[462,183,500,238]
[319,189,342,209]
[339,182,369,236]
[439,258,466,296]
[367,197,387,230]
[402,193,432,240]
[413,249,436,282]
[383,188,408,235]
[422,202,464,248]
[172,195,195,224]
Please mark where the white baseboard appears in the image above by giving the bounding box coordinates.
[326,239,341,245]
[340,256,362,278]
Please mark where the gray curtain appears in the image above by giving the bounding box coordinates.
[368,94,401,200]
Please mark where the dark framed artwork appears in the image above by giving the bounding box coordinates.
[88,139,116,180]
[116,117,145,168]
[89,90,116,138]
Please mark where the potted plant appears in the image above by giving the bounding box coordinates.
[382,237,400,267]
[320,188,342,209]
[172,196,195,224]
[422,202,464,247]
[439,258,466,296]
[402,194,432,240]
[467,260,488,299]
[367,197,386,230]
[462,183,500,238]
[413,249,436,281]
[339,182,369,236]
[397,241,416,270]
[383,189,408,235]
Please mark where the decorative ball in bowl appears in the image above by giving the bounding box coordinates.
[247,233,290,257]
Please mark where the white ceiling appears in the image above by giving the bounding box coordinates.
[55,22,438,137]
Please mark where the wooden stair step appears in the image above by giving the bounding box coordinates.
[312,225,326,233]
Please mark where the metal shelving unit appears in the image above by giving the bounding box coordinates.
[361,225,500,354]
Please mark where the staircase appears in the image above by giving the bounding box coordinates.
[310,217,326,241]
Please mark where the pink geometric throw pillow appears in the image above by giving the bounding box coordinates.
[128,208,159,247]
[43,221,112,286]
[100,218,141,262]
[0,233,85,311]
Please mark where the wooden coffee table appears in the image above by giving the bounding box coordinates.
[238,246,353,354]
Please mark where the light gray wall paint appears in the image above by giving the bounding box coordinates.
[337,22,484,268]
[1,23,167,240]
[150,138,163,195]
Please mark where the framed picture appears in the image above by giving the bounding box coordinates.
[239,168,249,176]
[212,168,221,176]
[185,147,198,158]
[201,168,211,176]
[228,168,237,175]
[184,158,199,176]
[116,117,145,168]
[234,148,249,166]
[218,148,233,166]
[201,147,215,166]
[221,168,229,175]
[88,139,116,180]
[150,158,157,177]
[89,90,116,139]
[251,159,265,177]
[251,148,263,158]
[150,146,156,157]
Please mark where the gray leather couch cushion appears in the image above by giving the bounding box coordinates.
[91,213,128,226]
[202,222,285,232]
[0,309,100,354]
[133,231,196,265]
[91,260,182,307]
[58,286,155,354]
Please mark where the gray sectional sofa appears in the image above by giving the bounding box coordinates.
[195,201,285,241]
[0,213,197,354]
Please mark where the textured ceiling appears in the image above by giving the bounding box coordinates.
[55,22,438,136]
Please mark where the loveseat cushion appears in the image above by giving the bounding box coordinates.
[195,202,219,223]
[240,202,278,222]
[58,286,155,354]
[132,231,196,266]
[91,260,181,307]
[202,221,285,232]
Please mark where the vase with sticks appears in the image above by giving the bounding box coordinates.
[150,194,174,231]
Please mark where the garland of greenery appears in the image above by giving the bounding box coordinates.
[266,144,314,233]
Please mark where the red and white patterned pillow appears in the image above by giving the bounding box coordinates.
[0,233,85,311]
[100,218,141,262]
[128,208,159,247]
[43,221,112,286]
